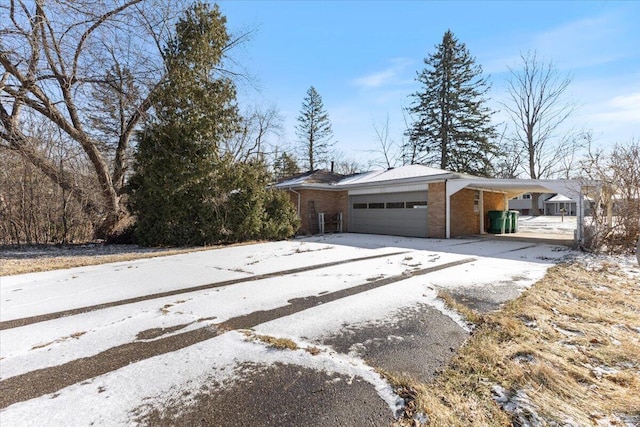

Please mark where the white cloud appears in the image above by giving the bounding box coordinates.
[351,57,415,89]
[589,92,640,124]
[531,14,631,70]
[480,8,637,75]
[353,69,397,88]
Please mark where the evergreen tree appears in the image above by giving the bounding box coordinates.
[129,3,242,246]
[273,152,300,180]
[129,3,299,246]
[406,30,497,177]
[296,86,334,171]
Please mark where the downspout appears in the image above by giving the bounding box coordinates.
[288,187,301,217]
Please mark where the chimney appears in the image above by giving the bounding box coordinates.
[330,161,334,172]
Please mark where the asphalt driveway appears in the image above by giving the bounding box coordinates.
[0,234,573,426]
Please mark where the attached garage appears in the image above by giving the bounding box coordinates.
[275,165,585,243]
[349,191,428,237]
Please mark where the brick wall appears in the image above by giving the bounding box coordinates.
[483,191,506,212]
[482,191,507,232]
[427,182,446,238]
[285,189,348,235]
[450,189,480,237]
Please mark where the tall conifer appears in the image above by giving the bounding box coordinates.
[296,87,335,171]
[406,30,497,176]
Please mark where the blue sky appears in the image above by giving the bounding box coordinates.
[218,0,639,169]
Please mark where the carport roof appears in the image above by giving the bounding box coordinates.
[445,178,582,200]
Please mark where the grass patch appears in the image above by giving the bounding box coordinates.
[0,241,260,276]
[247,333,299,351]
[438,290,483,325]
[31,331,87,350]
[392,261,640,426]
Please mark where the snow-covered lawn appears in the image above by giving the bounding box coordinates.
[517,215,578,234]
[0,234,574,426]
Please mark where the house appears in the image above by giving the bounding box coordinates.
[275,165,587,241]
[509,193,593,216]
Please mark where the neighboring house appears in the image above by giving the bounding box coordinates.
[544,194,577,216]
[509,193,593,216]
[275,164,587,241]
[508,192,550,215]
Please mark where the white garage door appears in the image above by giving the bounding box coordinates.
[349,191,428,237]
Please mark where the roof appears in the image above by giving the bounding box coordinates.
[274,170,346,188]
[274,165,582,202]
[545,194,574,203]
[336,164,477,186]
[275,164,480,190]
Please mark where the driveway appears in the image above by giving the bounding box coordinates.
[0,234,573,426]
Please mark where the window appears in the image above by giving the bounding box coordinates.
[406,201,428,209]
[386,202,404,209]
[353,203,367,209]
[368,202,384,209]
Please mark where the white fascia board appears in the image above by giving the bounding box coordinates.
[347,182,429,196]
[279,184,345,191]
[337,174,455,189]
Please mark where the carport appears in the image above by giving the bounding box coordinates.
[445,178,585,242]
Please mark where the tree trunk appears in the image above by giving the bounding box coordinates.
[531,193,541,216]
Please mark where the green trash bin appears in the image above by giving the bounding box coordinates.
[509,211,519,233]
[504,212,512,233]
[488,210,507,234]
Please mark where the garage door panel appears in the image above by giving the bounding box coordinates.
[349,191,428,237]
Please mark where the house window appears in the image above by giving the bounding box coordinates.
[353,203,367,209]
[523,194,531,199]
[406,201,428,209]
[386,202,405,209]
[368,202,384,209]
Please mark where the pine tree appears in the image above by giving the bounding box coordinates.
[296,86,334,171]
[406,30,497,177]
[273,152,300,180]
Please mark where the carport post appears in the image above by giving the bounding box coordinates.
[445,180,450,238]
[576,186,584,244]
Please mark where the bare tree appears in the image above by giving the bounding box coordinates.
[368,114,403,169]
[579,140,640,254]
[490,124,522,179]
[223,103,283,163]
[0,119,97,244]
[502,51,578,213]
[0,0,249,239]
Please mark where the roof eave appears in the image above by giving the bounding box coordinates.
[336,172,459,189]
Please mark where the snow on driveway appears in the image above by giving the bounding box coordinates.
[0,234,573,426]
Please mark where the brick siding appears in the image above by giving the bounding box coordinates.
[427,182,446,238]
[450,188,480,237]
[285,189,348,235]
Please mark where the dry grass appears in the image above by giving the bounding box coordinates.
[255,334,299,351]
[241,331,300,351]
[393,261,640,426]
[0,242,259,276]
